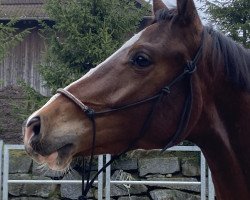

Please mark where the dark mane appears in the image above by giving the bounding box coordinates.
[155,10,250,91]
[205,26,250,91]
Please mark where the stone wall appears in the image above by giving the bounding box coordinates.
[8,149,202,200]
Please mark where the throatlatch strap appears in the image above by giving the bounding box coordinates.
[161,75,193,151]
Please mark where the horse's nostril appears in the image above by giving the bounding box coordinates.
[27,116,40,127]
[33,123,41,135]
[27,116,41,136]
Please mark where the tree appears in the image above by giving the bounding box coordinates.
[202,0,250,48]
[0,21,29,61]
[40,0,149,92]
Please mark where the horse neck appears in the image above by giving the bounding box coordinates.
[189,53,250,199]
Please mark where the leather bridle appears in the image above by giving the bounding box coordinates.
[57,30,204,200]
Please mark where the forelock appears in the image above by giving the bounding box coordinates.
[155,8,177,22]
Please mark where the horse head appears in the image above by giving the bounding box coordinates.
[23,0,204,171]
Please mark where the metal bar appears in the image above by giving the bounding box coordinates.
[2,145,9,200]
[8,180,98,184]
[200,152,206,200]
[2,145,25,199]
[7,179,200,185]
[7,180,200,185]
[5,145,24,150]
[110,180,201,185]
[97,155,103,200]
[105,154,111,200]
[4,145,201,153]
[208,169,215,200]
[0,140,3,200]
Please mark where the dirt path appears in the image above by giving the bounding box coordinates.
[0,85,26,144]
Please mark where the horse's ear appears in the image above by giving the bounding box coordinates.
[176,0,200,25]
[153,0,168,15]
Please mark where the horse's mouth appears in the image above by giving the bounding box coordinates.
[27,143,74,171]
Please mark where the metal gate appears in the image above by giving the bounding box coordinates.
[0,141,215,200]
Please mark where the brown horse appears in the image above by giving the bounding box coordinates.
[23,0,250,199]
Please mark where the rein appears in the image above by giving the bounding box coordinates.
[57,30,204,200]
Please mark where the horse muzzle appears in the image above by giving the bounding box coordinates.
[23,116,75,171]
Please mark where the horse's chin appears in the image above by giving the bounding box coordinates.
[26,143,74,171]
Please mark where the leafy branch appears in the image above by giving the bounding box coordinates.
[39,0,150,92]
[0,20,30,61]
[200,0,249,48]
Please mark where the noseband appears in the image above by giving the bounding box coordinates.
[57,30,204,199]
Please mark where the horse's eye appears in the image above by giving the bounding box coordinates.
[131,53,152,68]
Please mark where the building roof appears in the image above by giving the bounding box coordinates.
[0,0,146,21]
[0,0,48,20]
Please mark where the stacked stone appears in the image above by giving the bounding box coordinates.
[8,149,201,200]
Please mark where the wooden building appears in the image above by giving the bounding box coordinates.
[0,0,51,96]
[0,0,147,97]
